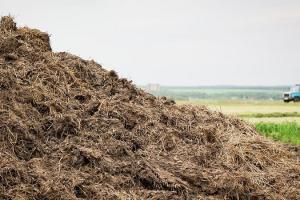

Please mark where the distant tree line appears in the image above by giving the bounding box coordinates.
[143,86,289,101]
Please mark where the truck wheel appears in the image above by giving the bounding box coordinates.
[284,100,290,103]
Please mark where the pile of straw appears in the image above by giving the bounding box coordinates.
[0,16,299,200]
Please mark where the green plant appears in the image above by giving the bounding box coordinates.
[255,122,300,145]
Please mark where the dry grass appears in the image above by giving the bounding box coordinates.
[0,16,299,200]
[178,100,300,114]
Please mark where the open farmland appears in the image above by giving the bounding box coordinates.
[177,100,300,123]
[178,100,300,144]
[147,86,300,145]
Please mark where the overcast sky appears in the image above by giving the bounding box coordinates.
[1,0,299,86]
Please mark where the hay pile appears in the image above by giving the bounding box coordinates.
[0,16,299,200]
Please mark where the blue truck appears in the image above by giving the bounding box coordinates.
[283,84,300,103]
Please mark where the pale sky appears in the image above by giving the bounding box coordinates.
[1,0,299,86]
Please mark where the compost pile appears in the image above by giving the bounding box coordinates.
[0,16,299,200]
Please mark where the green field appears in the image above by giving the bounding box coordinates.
[178,100,300,124]
[144,85,299,145]
[178,100,300,145]
[255,122,300,145]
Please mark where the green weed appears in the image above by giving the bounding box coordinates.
[255,122,300,145]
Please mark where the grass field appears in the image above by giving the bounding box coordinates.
[178,100,300,124]
[255,122,300,145]
[178,100,300,145]
[148,86,299,145]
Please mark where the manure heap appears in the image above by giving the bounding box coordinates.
[0,16,299,200]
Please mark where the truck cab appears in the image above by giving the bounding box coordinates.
[283,85,300,102]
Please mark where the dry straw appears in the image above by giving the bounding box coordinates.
[0,16,299,200]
